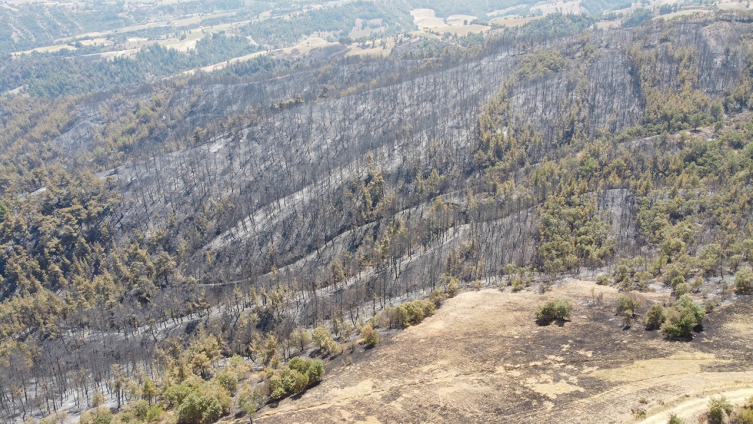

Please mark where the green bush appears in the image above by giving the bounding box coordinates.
[214,370,238,394]
[673,282,690,297]
[660,295,705,339]
[93,415,112,424]
[288,357,311,374]
[164,383,193,407]
[737,407,753,424]
[306,359,324,383]
[360,325,379,347]
[178,393,222,424]
[429,289,447,306]
[596,274,610,285]
[535,299,573,324]
[131,400,149,420]
[708,396,733,424]
[269,366,309,400]
[646,304,665,330]
[237,383,267,416]
[616,292,642,317]
[390,299,436,328]
[445,277,459,297]
[667,413,684,424]
[735,268,753,294]
[670,275,685,291]
[145,406,163,423]
[312,327,341,356]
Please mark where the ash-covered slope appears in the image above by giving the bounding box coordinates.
[106,17,750,297]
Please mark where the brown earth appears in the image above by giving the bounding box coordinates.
[250,281,753,423]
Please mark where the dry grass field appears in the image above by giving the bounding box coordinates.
[490,16,543,27]
[245,281,753,423]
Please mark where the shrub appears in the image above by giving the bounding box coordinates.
[660,295,705,339]
[596,274,610,285]
[705,298,719,313]
[131,400,149,420]
[645,304,665,330]
[670,275,686,292]
[92,392,106,408]
[312,327,341,356]
[429,289,446,306]
[237,383,267,415]
[227,354,251,375]
[146,406,163,423]
[288,357,311,374]
[735,268,753,294]
[535,299,573,324]
[390,299,436,328]
[93,415,112,424]
[675,294,705,324]
[667,413,684,424]
[214,370,238,394]
[306,359,324,383]
[445,277,459,297]
[312,327,331,348]
[708,396,733,424]
[40,412,69,424]
[690,276,703,293]
[269,367,309,400]
[178,393,222,424]
[673,282,690,297]
[164,382,193,407]
[737,406,753,424]
[237,384,256,415]
[80,412,94,424]
[511,277,524,292]
[616,292,642,317]
[360,325,379,347]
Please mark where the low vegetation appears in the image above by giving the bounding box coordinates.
[360,325,380,348]
[535,299,573,325]
[660,295,705,340]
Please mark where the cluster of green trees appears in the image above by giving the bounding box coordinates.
[535,298,573,324]
[0,0,253,54]
[241,1,413,48]
[3,34,261,97]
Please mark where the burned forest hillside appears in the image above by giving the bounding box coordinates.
[3,11,753,424]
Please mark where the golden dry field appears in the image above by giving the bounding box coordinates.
[245,282,753,423]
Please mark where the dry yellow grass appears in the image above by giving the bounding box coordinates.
[410,9,446,29]
[490,16,543,27]
[251,281,753,423]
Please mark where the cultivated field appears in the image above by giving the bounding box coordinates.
[248,281,753,423]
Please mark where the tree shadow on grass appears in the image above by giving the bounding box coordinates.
[290,380,322,400]
[536,318,569,327]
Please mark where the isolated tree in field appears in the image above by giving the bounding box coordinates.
[616,292,642,327]
[660,295,705,339]
[535,299,573,324]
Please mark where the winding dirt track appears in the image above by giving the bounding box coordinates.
[638,388,753,424]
